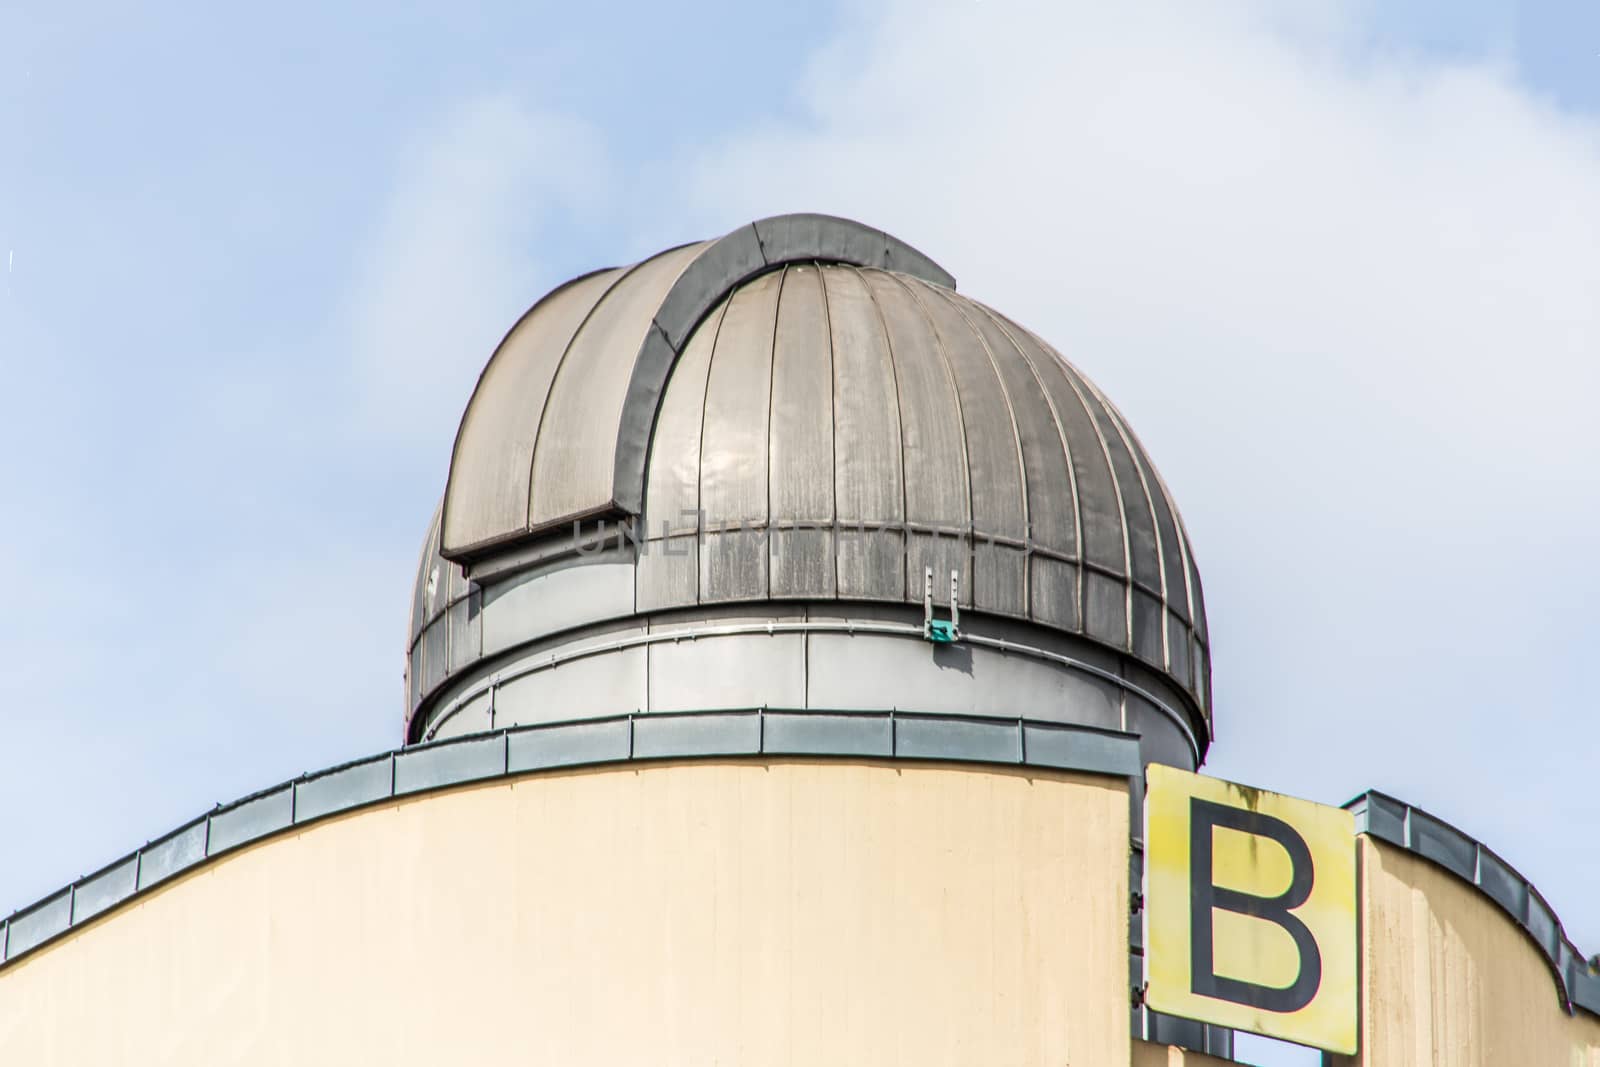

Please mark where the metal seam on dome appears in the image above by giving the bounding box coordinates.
[407,508,440,644]
[818,262,840,599]
[750,220,771,265]
[627,229,771,519]
[427,512,442,619]
[440,513,1176,603]
[989,315,1155,738]
[1103,394,1188,590]
[1033,337,1139,654]
[1059,353,1191,633]
[404,510,446,740]
[439,264,619,552]
[445,217,958,560]
[759,265,787,599]
[1011,316,1139,646]
[764,263,841,601]
[967,302,1089,628]
[1078,376,1173,674]
[653,518,1173,589]
[443,271,640,560]
[923,284,1035,617]
[523,258,656,534]
[699,268,784,602]
[689,291,731,609]
[1088,390,1202,708]
[886,272,975,608]
[1171,501,1210,717]
[688,303,729,599]
[1157,472,1197,633]
[609,215,955,524]
[851,265,913,598]
[1115,410,1195,632]
[1134,454,1198,692]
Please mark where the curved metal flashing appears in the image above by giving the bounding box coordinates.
[609,214,954,516]
[0,711,1134,973]
[1347,791,1600,1019]
[414,615,1201,765]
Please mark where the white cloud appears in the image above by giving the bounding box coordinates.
[676,0,1600,945]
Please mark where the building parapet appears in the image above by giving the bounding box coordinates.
[0,710,1139,970]
[1347,790,1599,1019]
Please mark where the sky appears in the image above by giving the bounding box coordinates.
[1,3,1597,1063]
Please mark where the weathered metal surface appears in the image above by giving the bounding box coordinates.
[914,284,1028,616]
[206,786,293,855]
[636,301,722,612]
[444,215,955,559]
[612,215,953,517]
[646,632,806,713]
[864,270,970,604]
[768,265,837,598]
[443,269,624,552]
[1002,316,1127,581]
[479,560,634,657]
[826,266,906,600]
[70,858,137,925]
[416,217,1212,749]
[699,269,780,602]
[530,243,706,528]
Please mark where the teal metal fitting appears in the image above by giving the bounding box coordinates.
[922,566,961,644]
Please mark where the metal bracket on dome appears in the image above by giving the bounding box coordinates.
[923,567,961,644]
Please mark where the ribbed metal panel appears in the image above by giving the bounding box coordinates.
[418,216,1212,746]
[443,269,624,551]
[826,266,906,601]
[864,270,970,605]
[914,284,1027,616]
[769,265,837,599]
[530,244,707,528]
[1022,318,1125,571]
[699,267,780,603]
[636,301,722,612]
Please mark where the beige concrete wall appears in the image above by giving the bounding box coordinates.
[0,760,1131,1066]
[1130,1038,1233,1066]
[1336,836,1600,1067]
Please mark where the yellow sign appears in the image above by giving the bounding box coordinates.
[1144,765,1357,1055]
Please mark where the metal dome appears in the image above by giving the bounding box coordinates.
[408,215,1210,761]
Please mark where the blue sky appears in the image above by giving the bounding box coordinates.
[2,4,1596,1063]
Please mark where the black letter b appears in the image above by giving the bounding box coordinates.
[1189,798,1322,1013]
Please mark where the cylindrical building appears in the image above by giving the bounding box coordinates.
[405,214,1210,777]
[1,215,1594,1066]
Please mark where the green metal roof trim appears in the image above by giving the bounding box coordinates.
[1347,790,1600,1019]
[0,710,1137,970]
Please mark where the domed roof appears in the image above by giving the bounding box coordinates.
[416,215,1210,749]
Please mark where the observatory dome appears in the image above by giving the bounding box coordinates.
[407,215,1211,767]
